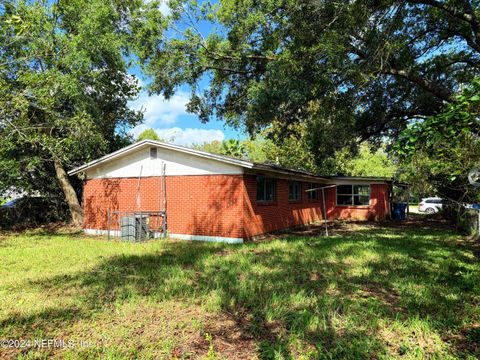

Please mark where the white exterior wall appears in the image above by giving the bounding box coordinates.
[85,146,243,179]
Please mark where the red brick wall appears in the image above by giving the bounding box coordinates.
[83,175,245,239]
[166,175,244,238]
[242,177,390,238]
[324,184,390,221]
[242,176,324,238]
[83,175,390,240]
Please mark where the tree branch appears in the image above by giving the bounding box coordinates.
[407,0,480,51]
[381,67,453,102]
[351,45,454,102]
[406,0,475,24]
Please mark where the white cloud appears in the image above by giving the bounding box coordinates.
[156,127,225,146]
[145,0,171,16]
[158,1,171,16]
[130,91,191,126]
[130,125,225,146]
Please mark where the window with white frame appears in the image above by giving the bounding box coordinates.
[288,181,301,201]
[336,184,370,206]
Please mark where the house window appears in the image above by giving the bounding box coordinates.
[150,147,157,159]
[256,176,276,202]
[289,181,301,201]
[307,183,318,201]
[336,185,370,206]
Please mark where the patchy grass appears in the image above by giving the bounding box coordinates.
[0,222,479,359]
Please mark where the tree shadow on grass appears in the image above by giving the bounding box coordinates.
[4,223,480,358]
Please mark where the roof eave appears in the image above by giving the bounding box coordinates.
[249,165,330,182]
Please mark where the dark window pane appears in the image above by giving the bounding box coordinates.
[289,182,301,201]
[354,185,370,196]
[257,177,276,202]
[256,176,265,201]
[354,195,370,206]
[308,184,317,200]
[337,185,352,195]
[265,179,276,201]
[150,147,157,159]
[337,195,353,205]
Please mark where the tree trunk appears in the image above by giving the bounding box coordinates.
[53,158,83,227]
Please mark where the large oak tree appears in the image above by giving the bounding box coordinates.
[0,0,164,225]
[139,0,480,169]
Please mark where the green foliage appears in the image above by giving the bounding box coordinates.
[220,139,246,159]
[338,143,397,178]
[0,0,163,216]
[193,132,317,171]
[139,0,480,164]
[195,137,271,163]
[193,139,247,159]
[193,133,397,178]
[240,137,269,163]
[262,123,320,173]
[396,152,436,200]
[193,140,224,155]
[137,128,161,142]
[394,78,480,202]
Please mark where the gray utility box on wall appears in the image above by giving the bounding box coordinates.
[120,215,149,241]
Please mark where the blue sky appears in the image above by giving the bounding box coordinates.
[128,81,244,146]
[127,1,244,146]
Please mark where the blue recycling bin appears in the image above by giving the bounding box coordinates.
[392,202,407,220]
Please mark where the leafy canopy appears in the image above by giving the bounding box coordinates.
[137,128,162,142]
[394,77,480,202]
[139,0,480,167]
[0,0,165,222]
[194,134,397,179]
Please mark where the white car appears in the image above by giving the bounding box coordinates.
[418,197,443,214]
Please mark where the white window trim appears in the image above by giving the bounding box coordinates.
[336,184,371,207]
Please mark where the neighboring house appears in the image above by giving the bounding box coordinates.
[68,140,392,243]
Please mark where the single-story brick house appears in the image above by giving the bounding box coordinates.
[68,140,392,243]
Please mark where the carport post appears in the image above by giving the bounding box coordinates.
[407,185,410,215]
[322,187,328,236]
[107,209,111,241]
[478,210,480,235]
[306,184,336,237]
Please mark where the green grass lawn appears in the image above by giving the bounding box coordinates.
[0,221,479,359]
